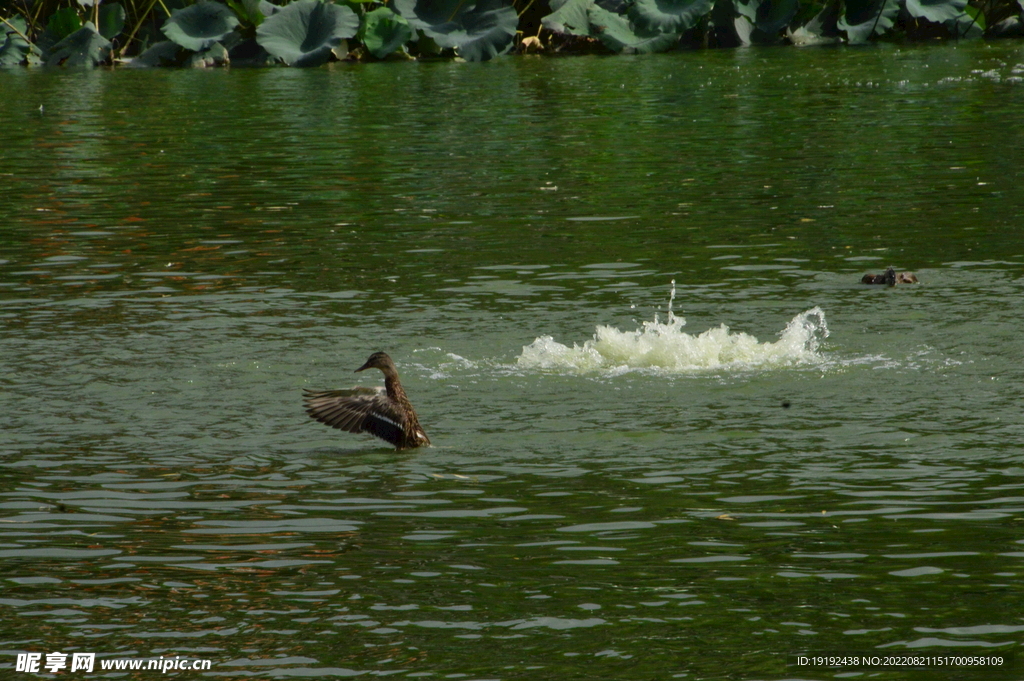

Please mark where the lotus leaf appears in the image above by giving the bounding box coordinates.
[48,8,83,41]
[360,7,412,58]
[131,39,185,66]
[1,16,41,67]
[599,0,630,13]
[162,0,240,51]
[542,0,596,36]
[45,22,111,66]
[226,0,257,24]
[1,15,29,38]
[905,0,966,23]
[754,0,797,34]
[588,5,681,52]
[393,0,517,62]
[256,0,358,66]
[838,0,898,42]
[630,0,714,34]
[733,14,754,42]
[732,0,757,22]
[724,0,796,43]
[954,4,985,37]
[259,0,282,16]
[709,0,740,45]
[99,3,126,39]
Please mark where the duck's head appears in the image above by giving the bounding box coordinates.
[897,272,918,284]
[355,351,395,373]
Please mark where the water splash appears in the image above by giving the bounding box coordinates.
[517,283,829,374]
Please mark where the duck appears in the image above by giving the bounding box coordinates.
[861,266,918,286]
[303,352,430,450]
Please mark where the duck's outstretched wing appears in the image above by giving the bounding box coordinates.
[303,387,405,447]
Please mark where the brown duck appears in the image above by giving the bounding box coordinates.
[861,266,918,286]
[303,352,430,450]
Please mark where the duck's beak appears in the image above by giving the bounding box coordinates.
[354,360,372,373]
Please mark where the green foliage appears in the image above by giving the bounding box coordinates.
[131,39,186,66]
[45,21,111,65]
[752,0,799,35]
[47,7,83,41]
[549,0,712,53]
[162,0,240,51]
[360,7,412,58]
[255,0,358,66]
[542,0,596,36]
[631,0,715,33]
[1,16,41,66]
[225,0,264,25]
[259,0,283,15]
[537,0,1011,47]
[716,0,799,45]
[587,5,682,52]
[957,3,986,36]
[99,3,127,39]
[1,0,1022,69]
[905,0,966,22]
[838,0,899,42]
[393,0,518,61]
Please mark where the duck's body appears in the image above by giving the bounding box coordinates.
[861,266,918,286]
[304,352,430,450]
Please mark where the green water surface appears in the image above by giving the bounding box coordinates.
[2,43,1024,680]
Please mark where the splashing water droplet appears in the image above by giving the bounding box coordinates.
[517,284,829,374]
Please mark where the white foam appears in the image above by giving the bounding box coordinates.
[517,283,829,374]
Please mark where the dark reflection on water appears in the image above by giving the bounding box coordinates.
[3,43,1024,680]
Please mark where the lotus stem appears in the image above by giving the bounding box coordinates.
[30,2,46,34]
[119,0,164,58]
[516,0,537,18]
[866,0,890,40]
[960,0,984,38]
[446,0,470,23]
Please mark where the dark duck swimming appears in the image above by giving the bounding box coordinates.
[303,352,430,450]
[861,266,918,286]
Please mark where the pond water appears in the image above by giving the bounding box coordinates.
[2,42,1024,680]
